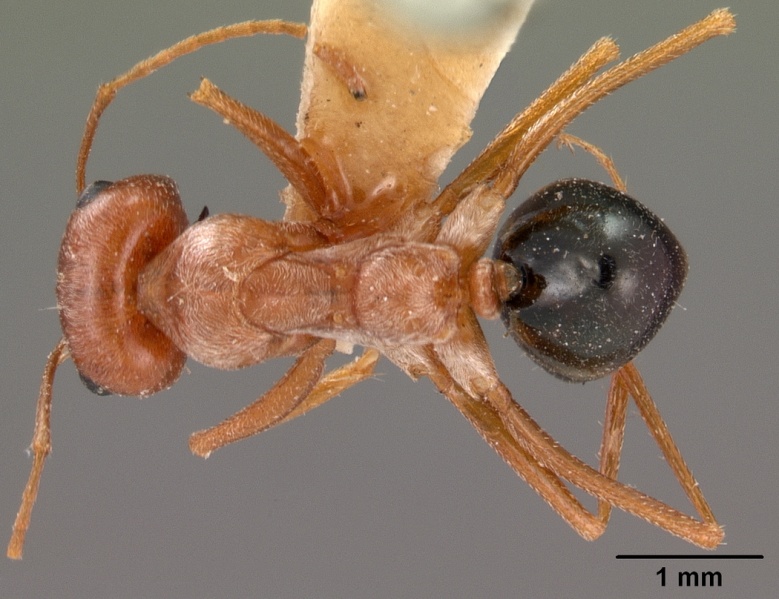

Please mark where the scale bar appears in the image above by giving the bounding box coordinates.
[616,554,763,560]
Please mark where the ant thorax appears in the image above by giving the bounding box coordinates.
[139,214,467,359]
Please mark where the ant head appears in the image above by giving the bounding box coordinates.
[57,175,189,396]
[493,179,688,382]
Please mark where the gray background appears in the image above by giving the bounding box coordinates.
[1,1,776,597]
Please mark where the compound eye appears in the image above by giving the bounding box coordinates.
[493,179,687,382]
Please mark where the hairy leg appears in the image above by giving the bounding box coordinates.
[189,338,335,458]
[430,312,722,547]
[8,338,69,559]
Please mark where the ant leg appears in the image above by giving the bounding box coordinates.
[616,363,718,526]
[7,338,69,559]
[189,79,336,225]
[435,10,732,214]
[188,348,377,458]
[593,363,719,531]
[594,371,630,525]
[491,9,735,200]
[556,132,626,192]
[483,378,723,547]
[313,42,368,100]
[388,341,615,540]
[430,314,722,547]
[77,20,307,193]
[421,349,608,541]
[445,363,717,546]
[189,338,335,458]
[432,36,620,216]
[277,349,380,425]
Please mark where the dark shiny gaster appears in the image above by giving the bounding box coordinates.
[494,179,687,382]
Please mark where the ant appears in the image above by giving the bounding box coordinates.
[7,0,735,559]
